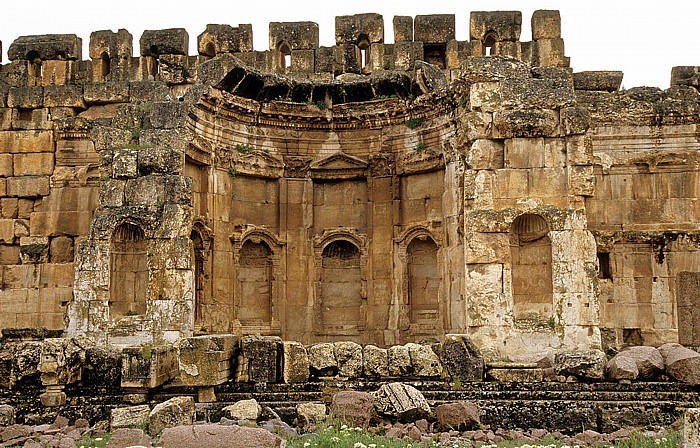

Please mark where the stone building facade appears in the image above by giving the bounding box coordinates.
[0,11,697,357]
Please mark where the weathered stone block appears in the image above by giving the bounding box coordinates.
[121,345,178,389]
[406,343,442,377]
[683,408,700,448]
[493,109,558,138]
[534,38,567,67]
[504,138,546,168]
[0,130,49,156]
[197,24,253,56]
[176,334,238,387]
[461,56,530,83]
[438,335,484,383]
[43,85,84,108]
[19,236,49,263]
[240,335,281,383]
[335,13,384,45]
[7,86,43,108]
[0,404,15,426]
[470,11,522,42]
[487,367,545,382]
[83,82,130,104]
[393,16,413,43]
[561,106,591,135]
[362,344,389,377]
[39,337,93,386]
[671,66,700,88]
[500,78,575,110]
[140,29,188,56]
[222,398,261,421]
[554,349,606,380]
[112,148,138,179]
[12,152,53,176]
[414,15,455,44]
[308,342,337,377]
[330,391,376,428]
[296,402,327,427]
[467,139,504,170]
[373,382,430,422]
[393,41,423,72]
[8,34,82,61]
[532,10,561,40]
[289,49,316,74]
[148,396,195,435]
[269,22,319,51]
[387,344,412,376]
[282,341,309,383]
[573,71,624,92]
[334,341,363,378]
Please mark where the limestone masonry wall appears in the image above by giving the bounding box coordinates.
[0,10,698,357]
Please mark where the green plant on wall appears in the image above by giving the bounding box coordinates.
[235,143,254,154]
[415,142,427,151]
[406,117,422,129]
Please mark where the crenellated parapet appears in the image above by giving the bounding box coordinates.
[0,10,571,90]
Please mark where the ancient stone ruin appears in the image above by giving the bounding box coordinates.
[0,9,699,437]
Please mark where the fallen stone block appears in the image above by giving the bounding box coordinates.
[373,382,430,422]
[436,401,480,431]
[148,396,195,435]
[330,390,376,429]
[159,424,286,448]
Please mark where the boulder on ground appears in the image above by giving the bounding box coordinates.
[111,404,150,430]
[330,391,376,428]
[148,396,195,435]
[659,343,700,385]
[222,398,262,421]
[554,349,606,380]
[105,428,152,448]
[159,424,286,448]
[436,401,480,431]
[620,346,664,380]
[0,404,15,426]
[373,382,430,422]
[606,354,639,380]
[296,402,327,427]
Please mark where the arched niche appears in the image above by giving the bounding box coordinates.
[313,230,368,336]
[231,228,284,335]
[395,226,443,337]
[110,222,148,317]
[510,213,553,322]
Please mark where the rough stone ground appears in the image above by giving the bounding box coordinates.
[0,413,680,448]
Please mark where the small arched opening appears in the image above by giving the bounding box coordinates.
[484,32,497,56]
[510,214,553,322]
[203,42,216,59]
[100,51,111,81]
[357,34,370,71]
[110,222,148,317]
[26,51,42,79]
[238,240,273,325]
[278,41,292,71]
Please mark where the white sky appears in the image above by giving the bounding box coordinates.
[1,1,698,88]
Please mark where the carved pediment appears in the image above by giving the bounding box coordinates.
[310,152,368,179]
[235,150,285,178]
[396,148,444,175]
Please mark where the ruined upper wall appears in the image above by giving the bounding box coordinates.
[0,10,571,89]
